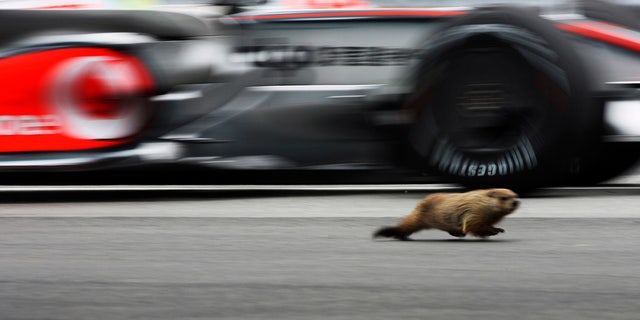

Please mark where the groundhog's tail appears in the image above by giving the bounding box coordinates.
[373,226,409,240]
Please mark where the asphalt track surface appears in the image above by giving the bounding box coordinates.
[1,184,640,320]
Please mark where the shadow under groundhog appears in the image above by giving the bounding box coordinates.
[373,238,521,243]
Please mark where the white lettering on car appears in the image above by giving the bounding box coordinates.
[0,115,62,135]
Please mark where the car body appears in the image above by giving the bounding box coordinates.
[2,0,640,188]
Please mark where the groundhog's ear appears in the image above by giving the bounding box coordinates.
[487,191,497,198]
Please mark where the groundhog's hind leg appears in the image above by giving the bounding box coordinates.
[396,213,430,240]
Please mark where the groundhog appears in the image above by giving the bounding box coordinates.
[373,188,519,240]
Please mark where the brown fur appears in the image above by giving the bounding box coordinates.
[373,188,519,240]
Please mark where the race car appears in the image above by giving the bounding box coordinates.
[2,0,640,189]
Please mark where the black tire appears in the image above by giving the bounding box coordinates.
[405,6,600,190]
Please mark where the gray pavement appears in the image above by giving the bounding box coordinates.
[1,187,640,320]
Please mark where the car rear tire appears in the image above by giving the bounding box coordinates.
[405,6,600,190]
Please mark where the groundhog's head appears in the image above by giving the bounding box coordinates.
[486,188,519,215]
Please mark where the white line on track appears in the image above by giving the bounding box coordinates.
[0,184,639,192]
[2,184,640,219]
[0,184,460,192]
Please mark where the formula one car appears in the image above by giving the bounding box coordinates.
[2,0,640,189]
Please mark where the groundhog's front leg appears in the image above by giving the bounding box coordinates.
[463,219,505,237]
[476,227,504,237]
[448,230,466,237]
[462,216,506,238]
